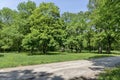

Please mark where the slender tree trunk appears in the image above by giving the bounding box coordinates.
[43,47,47,54]
[98,46,102,54]
[70,45,73,52]
[88,38,91,52]
[106,37,111,54]
[106,43,111,54]
[17,45,21,53]
[42,43,47,54]
[98,43,102,53]
[79,48,82,53]
[17,39,21,53]
[30,47,34,54]
[61,46,65,52]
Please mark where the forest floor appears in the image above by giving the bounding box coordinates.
[0,56,120,80]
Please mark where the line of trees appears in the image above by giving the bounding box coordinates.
[0,0,120,54]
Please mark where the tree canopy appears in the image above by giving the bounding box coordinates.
[0,0,120,54]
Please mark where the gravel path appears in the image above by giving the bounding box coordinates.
[0,56,120,80]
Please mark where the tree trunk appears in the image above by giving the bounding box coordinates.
[17,39,21,53]
[88,38,91,52]
[75,48,81,53]
[43,49,46,54]
[106,36,111,54]
[70,45,73,52]
[79,48,82,53]
[106,43,111,54]
[30,47,34,54]
[98,46,102,54]
[61,47,65,52]
[42,44,47,54]
[17,46,21,53]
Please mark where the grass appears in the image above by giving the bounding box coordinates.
[111,51,120,55]
[98,67,120,80]
[0,52,115,68]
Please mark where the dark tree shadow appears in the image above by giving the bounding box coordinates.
[0,70,64,80]
[27,52,66,56]
[111,52,120,55]
[0,56,120,80]
[88,55,114,60]
[0,54,4,57]
[70,76,97,80]
[69,56,120,80]
[89,56,120,68]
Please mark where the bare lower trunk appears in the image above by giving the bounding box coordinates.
[42,44,47,54]
[30,47,34,54]
[43,48,47,54]
[88,39,91,52]
[106,43,111,54]
[106,37,111,54]
[17,46,21,53]
[75,47,82,53]
[98,46,102,54]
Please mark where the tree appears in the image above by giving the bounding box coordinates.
[0,25,23,52]
[88,0,120,53]
[17,0,36,19]
[0,8,20,52]
[0,7,16,25]
[0,21,4,51]
[22,2,64,53]
[17,0,36,35]
[22,29,39,53]
[62,12,87,53]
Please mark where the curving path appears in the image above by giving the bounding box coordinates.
[0,56,120,80]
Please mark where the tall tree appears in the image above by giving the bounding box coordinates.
[89,0,120,53]
[22,2,64,53]
[17,0,36,35]
[0,8,19,51]
[62,12,87,53]
[0,7,16,25]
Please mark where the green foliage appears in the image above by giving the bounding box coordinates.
[0,26,23,50]
[22,2,64,53]
[88,0,120,53]
[62,12,88,52]
[17,0,36,18]
[0,7,16,24]
[0,0,120,53]
[22,29,39,51]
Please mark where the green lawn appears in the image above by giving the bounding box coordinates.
[0,52,114,68]
[98,67,120,80]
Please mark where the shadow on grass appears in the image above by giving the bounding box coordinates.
[88,55,114,59]
[0,70,64,80]
[0,54,4,57]
[70,76,97,80]
[27,52,67,56]
[86,55,120,76]
[111,52,120,55]
[89,56,120,69]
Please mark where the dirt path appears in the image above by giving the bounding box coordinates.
[0,56,120,80]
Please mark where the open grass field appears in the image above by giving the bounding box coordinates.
[0,52,116,69]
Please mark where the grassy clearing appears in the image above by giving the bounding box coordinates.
[0,52,115,68]
[98,67,120,80]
